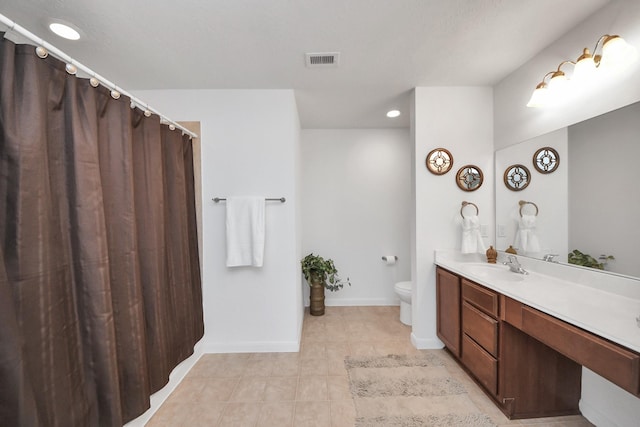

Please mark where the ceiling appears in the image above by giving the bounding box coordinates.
[0,0,611,128]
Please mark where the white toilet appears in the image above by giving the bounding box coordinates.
[394,281,412,325]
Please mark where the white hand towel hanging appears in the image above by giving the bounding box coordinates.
[515,214,540,254]
[461,215,486,254]
[226,196,265,267]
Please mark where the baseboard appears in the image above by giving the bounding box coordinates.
[323,297,399,306]
[124,341,205,427]
[579,398,615,427]
[201,340,300,353]
[411,332,445,350]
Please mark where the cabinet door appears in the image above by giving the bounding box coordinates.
[436,267,461,358]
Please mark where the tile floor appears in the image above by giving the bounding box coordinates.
[147,306,593,426]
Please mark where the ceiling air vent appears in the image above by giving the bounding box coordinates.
[305,52,340,68]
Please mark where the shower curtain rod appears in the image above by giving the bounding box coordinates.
[0,14,198,140]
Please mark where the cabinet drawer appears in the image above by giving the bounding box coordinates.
[521,306,640,395]
[500,295,523,329]
[463,301,499,357]
[462,279,499,317]
[462,333,498,396]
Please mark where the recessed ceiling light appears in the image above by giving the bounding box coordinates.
[386,110,401,118]
[49,22,81,40]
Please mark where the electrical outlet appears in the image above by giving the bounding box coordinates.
[497,224,506,237]
[481,224,488,237]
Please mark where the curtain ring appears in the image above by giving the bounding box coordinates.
[460,201,479,219]
[519,200,539,217]
[35,46,48,58]
[65,63,77,75]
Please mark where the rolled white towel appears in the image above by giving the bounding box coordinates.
[461,215,486,254]
[515,214,540,253]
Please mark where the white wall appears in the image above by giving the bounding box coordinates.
[495,128,568,262]
[133,89,302,353]
[411,87,494,348]
[568,101,640,277]
[301,129,411,306]
[493,1,640,425]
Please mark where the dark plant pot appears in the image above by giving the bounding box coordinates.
[309,280,325,316]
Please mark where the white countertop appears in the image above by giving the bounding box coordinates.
[435,250,640,353]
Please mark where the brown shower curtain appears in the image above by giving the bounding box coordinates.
[0,37,204,426]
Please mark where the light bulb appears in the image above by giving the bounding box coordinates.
[601,35,638,71]
[573,48,597,81]
[386,109,401,118]
[548,70,567,91]
[526,83,549,108]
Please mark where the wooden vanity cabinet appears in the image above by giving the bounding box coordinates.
[436,267,582,419]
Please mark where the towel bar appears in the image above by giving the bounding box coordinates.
[460,201,479,218]
[518,200,538,217]
[213,197,286,203]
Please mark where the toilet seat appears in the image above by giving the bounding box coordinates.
[395,281,411,293]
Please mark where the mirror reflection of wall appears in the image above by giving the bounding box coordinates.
[496,101,640,278]
[568,101,640,278]
[495,129,568,261]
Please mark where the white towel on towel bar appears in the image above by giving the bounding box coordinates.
[515,214,540,254]
[226,197,265,267]
[461,215,486,254]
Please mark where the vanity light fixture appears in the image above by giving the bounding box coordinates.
[386,109,401,118]
[49,22,81,40]
[527,34,637,108]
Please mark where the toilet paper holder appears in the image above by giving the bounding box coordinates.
[381,255,398,263]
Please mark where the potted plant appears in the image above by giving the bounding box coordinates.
[301,253,351,316]
[568,249,614,270]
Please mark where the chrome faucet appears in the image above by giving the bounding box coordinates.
[504,255,528,275]
[543,254,559,262]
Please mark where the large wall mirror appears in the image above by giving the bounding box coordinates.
[495,101,640,279]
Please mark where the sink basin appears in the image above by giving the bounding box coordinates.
[464,263,526,282]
